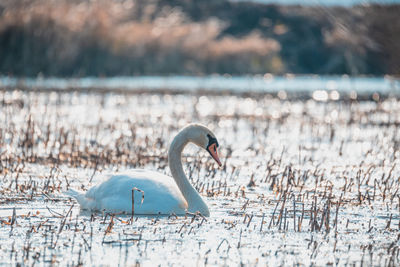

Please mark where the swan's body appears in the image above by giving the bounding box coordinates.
[68,170,188,215]
[67,124,221,216]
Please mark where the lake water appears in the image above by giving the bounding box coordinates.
[1,75,399,98]
[1,88,399,266]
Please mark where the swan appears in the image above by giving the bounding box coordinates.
[67,124,221,216]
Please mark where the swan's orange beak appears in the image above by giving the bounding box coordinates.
[207,143,222,167]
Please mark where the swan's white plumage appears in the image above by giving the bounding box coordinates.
[67,124,220,217]
[69,170,188,215]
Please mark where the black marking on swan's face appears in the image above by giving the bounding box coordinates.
[206,134,219,151]
[205,133,222,167]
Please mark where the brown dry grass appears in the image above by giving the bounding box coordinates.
[0,0,281,76]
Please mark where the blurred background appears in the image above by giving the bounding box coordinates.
[0,0,399,78]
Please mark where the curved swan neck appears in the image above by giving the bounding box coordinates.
[168,127,209,216]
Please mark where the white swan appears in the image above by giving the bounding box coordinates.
[67,124,221,216]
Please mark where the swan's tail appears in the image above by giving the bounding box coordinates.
[65,189,93,210]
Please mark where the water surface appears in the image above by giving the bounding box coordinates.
[1,75,399,97]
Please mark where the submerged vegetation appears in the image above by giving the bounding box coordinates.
[0,88,399,265]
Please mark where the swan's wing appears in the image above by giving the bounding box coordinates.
[84,170,188,214]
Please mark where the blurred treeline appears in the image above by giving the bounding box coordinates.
[0,0,399,77]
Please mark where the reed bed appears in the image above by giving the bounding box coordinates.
[0,89,399,265]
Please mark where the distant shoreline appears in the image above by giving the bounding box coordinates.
[1,75,399,100]
[0,0,399,76]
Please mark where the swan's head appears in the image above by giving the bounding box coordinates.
[186,124,222,167]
